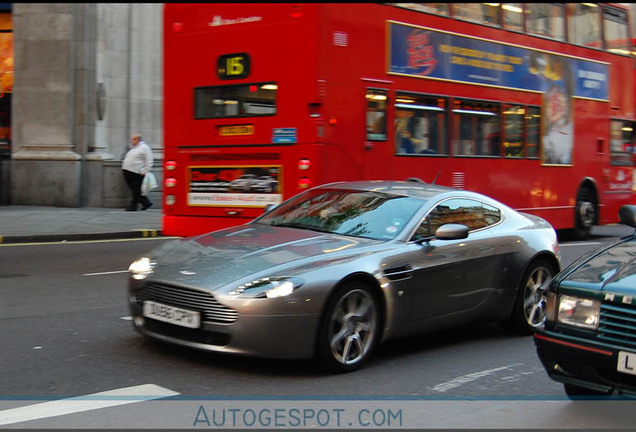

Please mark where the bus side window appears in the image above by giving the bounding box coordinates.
[366,88,388,141]
[568,4,602,48]
[504,105,524,158]
[526,106,541,159]
[452,99,501,157]
[395,93,448,155]
[526,3,566,41]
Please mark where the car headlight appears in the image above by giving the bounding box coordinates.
[228,277,303,299]
[128,257,154,280]
[556,295,601,330]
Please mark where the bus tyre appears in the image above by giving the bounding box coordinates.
[316,282,380,373]
[573,187,596,240]
[506,259,556,335]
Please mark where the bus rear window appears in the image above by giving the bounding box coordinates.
[194,83,277,119]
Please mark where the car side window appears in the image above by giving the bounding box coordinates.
[414,198,502,239]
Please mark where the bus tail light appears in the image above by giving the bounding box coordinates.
[165,178,177,188]
[290,5,302,18]
[298,177,311,189]
[165,195,176,206]
[298,158,312,170]
[165,160,177,171]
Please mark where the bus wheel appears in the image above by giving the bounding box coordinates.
[573,187,596,240]
[316,282,380,373]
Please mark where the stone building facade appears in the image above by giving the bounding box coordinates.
[6,3,163,208]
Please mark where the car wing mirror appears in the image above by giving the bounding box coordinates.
[435,223,469,241]
[619,205,636,229]
[263,203,277,214]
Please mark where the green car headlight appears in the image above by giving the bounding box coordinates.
[557,295,601,330]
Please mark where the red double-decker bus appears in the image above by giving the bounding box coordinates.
[162,3,634,238]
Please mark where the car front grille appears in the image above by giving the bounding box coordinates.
[136,282,239,324]
[598,303,636,349]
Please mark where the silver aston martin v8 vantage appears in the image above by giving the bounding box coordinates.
[128,180,561,372]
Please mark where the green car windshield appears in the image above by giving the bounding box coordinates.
[255,188,425,241]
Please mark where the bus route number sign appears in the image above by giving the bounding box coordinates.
[217,53,250,80]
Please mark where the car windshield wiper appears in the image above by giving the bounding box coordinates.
[271,222,332,234]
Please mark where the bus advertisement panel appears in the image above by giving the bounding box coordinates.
[162,3,634,238]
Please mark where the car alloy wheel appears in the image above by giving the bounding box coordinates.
[508,259,556,334]
[318,283,380,373]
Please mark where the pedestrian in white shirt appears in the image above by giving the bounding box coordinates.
[122,134,153,211]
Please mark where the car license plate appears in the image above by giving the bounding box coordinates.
[143,301,201,329]
[617,351,636,376]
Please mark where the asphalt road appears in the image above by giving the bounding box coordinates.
[0,225,633,429]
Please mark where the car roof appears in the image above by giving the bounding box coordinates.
[318,180,461,200]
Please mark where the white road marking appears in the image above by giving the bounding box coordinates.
[0,237,176,247]
[0,384,180,426]
[559,242,601,247]
[83,270,128,276]
[431,364,521,392]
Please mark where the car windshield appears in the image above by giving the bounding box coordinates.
[255,188,425,240]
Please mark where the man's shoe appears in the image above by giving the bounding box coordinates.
[142,202,153,210]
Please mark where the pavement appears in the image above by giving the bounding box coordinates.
[0,205,164,244]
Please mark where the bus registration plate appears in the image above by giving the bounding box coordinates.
[219,125,254,136]
[143,300,201,329]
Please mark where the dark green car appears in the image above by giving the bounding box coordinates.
[535,205,636,398]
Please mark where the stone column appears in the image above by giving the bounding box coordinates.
[11,3,82,206]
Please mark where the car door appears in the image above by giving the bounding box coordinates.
[405,198,506,322]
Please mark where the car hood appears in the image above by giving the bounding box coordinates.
[147,223,384,291]
[559,238,636,296]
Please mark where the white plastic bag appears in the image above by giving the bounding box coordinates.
[142,172,158,195]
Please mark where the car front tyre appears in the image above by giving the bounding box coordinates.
[507,259,556,335]
[316,282,380,373]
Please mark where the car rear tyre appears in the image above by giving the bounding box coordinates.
[563,383,612,399]
[506,259,556,335]
[316,282,380,373]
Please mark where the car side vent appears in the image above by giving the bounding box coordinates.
[383,265,412,281]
